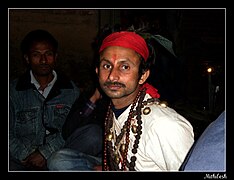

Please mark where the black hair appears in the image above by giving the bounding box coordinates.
[20,29,58,54]
[138,39,156,79]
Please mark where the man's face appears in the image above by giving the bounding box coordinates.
[26,41,57,77]
[97,46,142,101]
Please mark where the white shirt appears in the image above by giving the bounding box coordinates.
[30,70,57,98]
[112,93,194,171]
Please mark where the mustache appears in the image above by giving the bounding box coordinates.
[38,64,51,68]
[104,81,126,88]
[39,63,49,66]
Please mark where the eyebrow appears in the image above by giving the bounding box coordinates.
[100,57,136,66]
[30,49,53,52]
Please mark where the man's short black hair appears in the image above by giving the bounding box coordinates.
[20,29,58,54]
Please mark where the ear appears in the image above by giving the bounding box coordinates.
[95,67,99,75]
[24,54,29,64]
[139,70,150,85]
[53,53,58,63]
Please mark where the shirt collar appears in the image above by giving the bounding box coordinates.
[30,70,57,90]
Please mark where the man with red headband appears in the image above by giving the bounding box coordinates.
[48,31,194,171]
[96,31,194,171]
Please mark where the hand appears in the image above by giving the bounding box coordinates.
[93,165,102,171]
[21,150,47,170]
[89,88,102,104]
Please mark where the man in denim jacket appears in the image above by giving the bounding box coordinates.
[9,29,80,171]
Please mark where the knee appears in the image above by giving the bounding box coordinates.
[86,124,103,144]
[47,150,67,171]
[81,124,103,156]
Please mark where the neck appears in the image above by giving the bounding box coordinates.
[34,73,54,90]
[111,104,129,119]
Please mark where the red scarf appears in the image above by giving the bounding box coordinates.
[141,83,160,98]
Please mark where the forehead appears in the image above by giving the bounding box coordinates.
[30,41,54,50]
[101,46,141,60]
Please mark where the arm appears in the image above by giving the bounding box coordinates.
[9,95,26,161]
[62,88,102,140]
[9,94,47,170]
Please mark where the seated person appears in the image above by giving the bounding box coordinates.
[47,85,109,171]
[62,87,109,156]
[9,29,80,171]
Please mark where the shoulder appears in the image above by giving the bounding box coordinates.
[10,78,19,88]
[142,95,190,125]
[193,111,225,146]
[181,111,225,171]
[10,71,32,92]
[141,95,193,135]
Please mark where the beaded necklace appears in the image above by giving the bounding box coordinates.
[104,88,147,171]
[103,87,164,171]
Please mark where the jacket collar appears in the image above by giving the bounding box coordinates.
[15,69,75,92]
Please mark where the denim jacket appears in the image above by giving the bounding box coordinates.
[9,70,80,161]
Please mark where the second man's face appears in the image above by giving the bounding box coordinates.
[26,41,57,77]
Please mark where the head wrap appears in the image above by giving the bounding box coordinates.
[99,31,149,61]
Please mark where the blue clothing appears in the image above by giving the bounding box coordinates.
[47,148,102,171]
[47,124,103,171]
[180,111,226,171]
[47,92,109,171]
[9,70,80,167]
[64,124,103,157]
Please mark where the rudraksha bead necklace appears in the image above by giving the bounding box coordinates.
[103,88,147,171]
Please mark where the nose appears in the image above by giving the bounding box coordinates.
[108,67,119,82]
[40,54,47,63]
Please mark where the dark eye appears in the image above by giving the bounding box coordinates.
[44,51,54,57]
[103,64,112,70]
[121,65,130,70]
[31,52,41,58]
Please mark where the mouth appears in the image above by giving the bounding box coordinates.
[104,81,125,91]
[106,84,122,91]
[39,65,50,70]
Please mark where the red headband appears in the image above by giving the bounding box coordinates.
[99,31,149,61]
